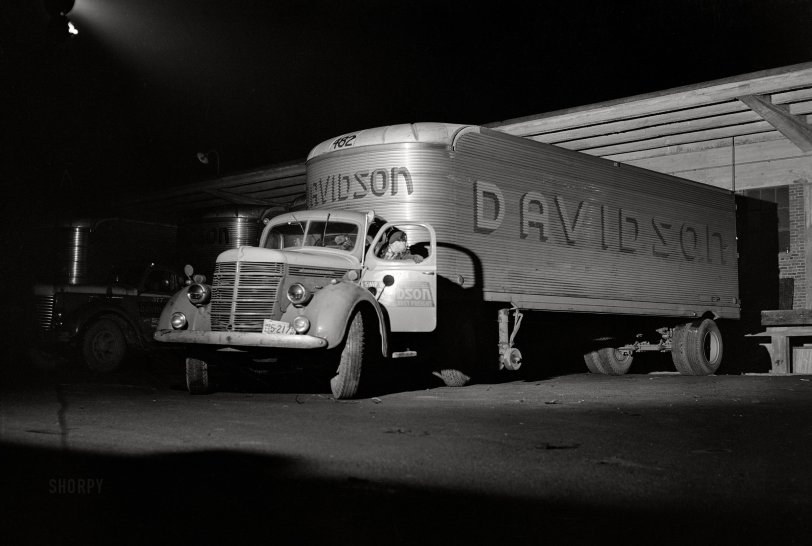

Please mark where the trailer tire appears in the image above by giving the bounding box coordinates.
[82,318,127,373]
[186,357,213,394]
[330,308,371,400]
[584,348,633,375]
[672,318,723,375]
[670,324,689,371]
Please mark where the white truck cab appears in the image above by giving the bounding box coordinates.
[155,209,438,398]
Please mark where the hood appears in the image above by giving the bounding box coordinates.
[217,246,360,269]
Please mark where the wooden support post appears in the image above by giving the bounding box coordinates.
[805,182,812,309]
[769,335,791,374]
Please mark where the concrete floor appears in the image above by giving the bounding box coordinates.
[1,351,811,545]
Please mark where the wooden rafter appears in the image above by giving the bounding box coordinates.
[736,94,812,152]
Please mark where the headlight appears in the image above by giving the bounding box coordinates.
[187,284,211,306]
[292,316,310,334]
[170,312,188,330]
[286,283,312,306]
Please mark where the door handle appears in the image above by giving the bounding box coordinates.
[422,271,435,275]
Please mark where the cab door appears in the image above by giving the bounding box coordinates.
[363,223,437,332]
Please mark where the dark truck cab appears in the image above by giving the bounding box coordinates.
[28,218,184,372]
[32,263,185,371]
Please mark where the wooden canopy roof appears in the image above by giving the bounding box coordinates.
[113,62,812,220]
[486,62,812,191]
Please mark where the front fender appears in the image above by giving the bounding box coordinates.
[61,301,140,342]
[157,287,212,331]
[282,282,388,354]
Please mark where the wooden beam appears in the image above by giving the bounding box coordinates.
[546,120,775,157]
[546,110,761,151]
[201,188,280,206]
[737,94,812,152]
[488,62,812,135]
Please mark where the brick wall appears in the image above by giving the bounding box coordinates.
[779,182,807,309]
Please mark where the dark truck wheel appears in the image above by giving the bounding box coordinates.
[186,357,213,394]
[82,318,127,373]
[584,347,633,375]
[330,308,375,400]
[672,318,723,375]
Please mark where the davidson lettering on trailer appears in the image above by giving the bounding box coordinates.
[474,180,729,265]
[309,167,414,207]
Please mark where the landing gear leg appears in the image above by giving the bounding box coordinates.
[498,307,523,371]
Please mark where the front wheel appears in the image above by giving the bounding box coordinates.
[584,348,633,375]
[82,319,127,373]
[672,318,723,375]
[186,357,213,394]
[330,308,375,400]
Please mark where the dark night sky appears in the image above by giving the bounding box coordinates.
[2,0,812,208]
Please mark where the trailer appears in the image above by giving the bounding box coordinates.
[155,123,739,398]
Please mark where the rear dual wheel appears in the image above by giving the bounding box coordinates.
[584,348,634,375]
[671,318,723,375]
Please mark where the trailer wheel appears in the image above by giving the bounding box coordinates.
[670,324,689,371]
[330,308,371,400]
[584,348,633,375]
[672,319,723,375]
[186,357,213,394]
[82,319,127,373]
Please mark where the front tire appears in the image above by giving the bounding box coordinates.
[82,319,127,373]
[584,348,633,375]
[672,318,723,375]
[330,308,374,399]
[186,357,213,394]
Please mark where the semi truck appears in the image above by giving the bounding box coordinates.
[155,123,739,398]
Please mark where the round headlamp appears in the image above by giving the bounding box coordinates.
[170,312,188,330]
[286,283,312,306]
[187,283,211,306]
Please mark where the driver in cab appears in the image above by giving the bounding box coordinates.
[378,230,423,263]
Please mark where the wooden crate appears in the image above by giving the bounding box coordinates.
[792,345,812,374]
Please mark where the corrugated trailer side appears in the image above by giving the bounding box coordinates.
[452,127,739,319]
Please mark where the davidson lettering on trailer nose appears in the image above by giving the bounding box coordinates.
[309,167,414,207]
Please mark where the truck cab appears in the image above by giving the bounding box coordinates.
[32,263,185,372]
[155,209,438,398]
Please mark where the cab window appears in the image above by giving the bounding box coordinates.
[375,225,431,263]
[264,222,306,249]
[143,269,183,294]
[307,221,359,251]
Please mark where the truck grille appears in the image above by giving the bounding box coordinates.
[210,261,284,332]
[34,295,55,331]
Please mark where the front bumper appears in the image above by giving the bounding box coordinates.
[153,329,328,349]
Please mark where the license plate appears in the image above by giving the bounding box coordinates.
[262,319,294,335]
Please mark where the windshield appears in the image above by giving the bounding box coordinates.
[264,220,360,252]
